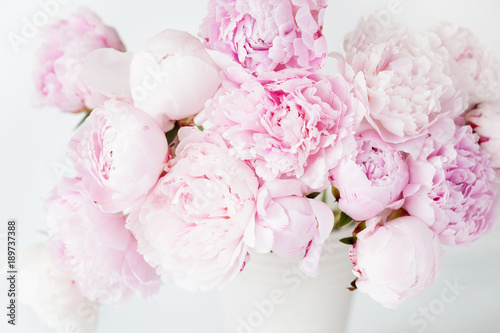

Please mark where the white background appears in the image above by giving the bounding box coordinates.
[1,0,499,332]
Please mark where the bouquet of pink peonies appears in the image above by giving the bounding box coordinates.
[21,1,500,331]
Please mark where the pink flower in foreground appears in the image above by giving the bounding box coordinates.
[68,99,169,213]
[432,22,500,105]
[200,0,328,74]
[466,102,500,168]
[404,126,497,246]
[248,179,334,277]
[343,14,466,152]
[351,216,441,308]
[19,244,99,333]
[127,128,259,291]
[45,178,161,304]
[330,131,409,221]
[197,68,366,191]
[34,7,125,113]
[130,30,221,131]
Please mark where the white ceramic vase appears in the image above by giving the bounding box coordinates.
[222,231,354,333]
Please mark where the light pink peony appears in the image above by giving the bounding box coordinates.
[432,22,500,106]
[247,179,334,277]
[466,102,500,168]
[197,68,366,190]
[34,7,125,113]
[19,244,100,333]
[404,125,497,246]
[83,48,134,101]
[129,29,221,131]
[45,177,161,304]
[68,99,169,213]
[330,130,409,221]
[343,14,467,153]
[200,0,328,74]
[350,215,442,308]
[127,128,259,291]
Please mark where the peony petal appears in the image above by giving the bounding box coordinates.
[83,48,133,99]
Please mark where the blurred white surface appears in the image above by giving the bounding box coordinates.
[0,0,499,332]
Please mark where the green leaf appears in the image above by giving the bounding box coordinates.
[339,237,355,245]
[388,208,406,221]
[75,111,91,129]
[165,123,181,143]
[331,186,340,201]
[305,192,321,199]
[337,212,353,228]
[37,229,48,236]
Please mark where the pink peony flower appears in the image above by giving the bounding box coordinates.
[34,7,125,113]
[129,30,221,131]
[83,48,134,101]
[45,177,161,304]
[350,215,442,308]
[197,68,366,191]
[342,14,467,153]
[465,102,500,168]
[432,22,500,106]
[330,130,409,221]
[127,128,259,291]
[200,0,328,74]
[247,179,334,277]
[68,99,169,213]
[19,244,100,333]
[404,125,497,246]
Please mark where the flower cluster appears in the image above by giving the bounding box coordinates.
[34,8,125,113]
[200,0,328,74]
[22,3,500,331]
[341,13,498,307]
